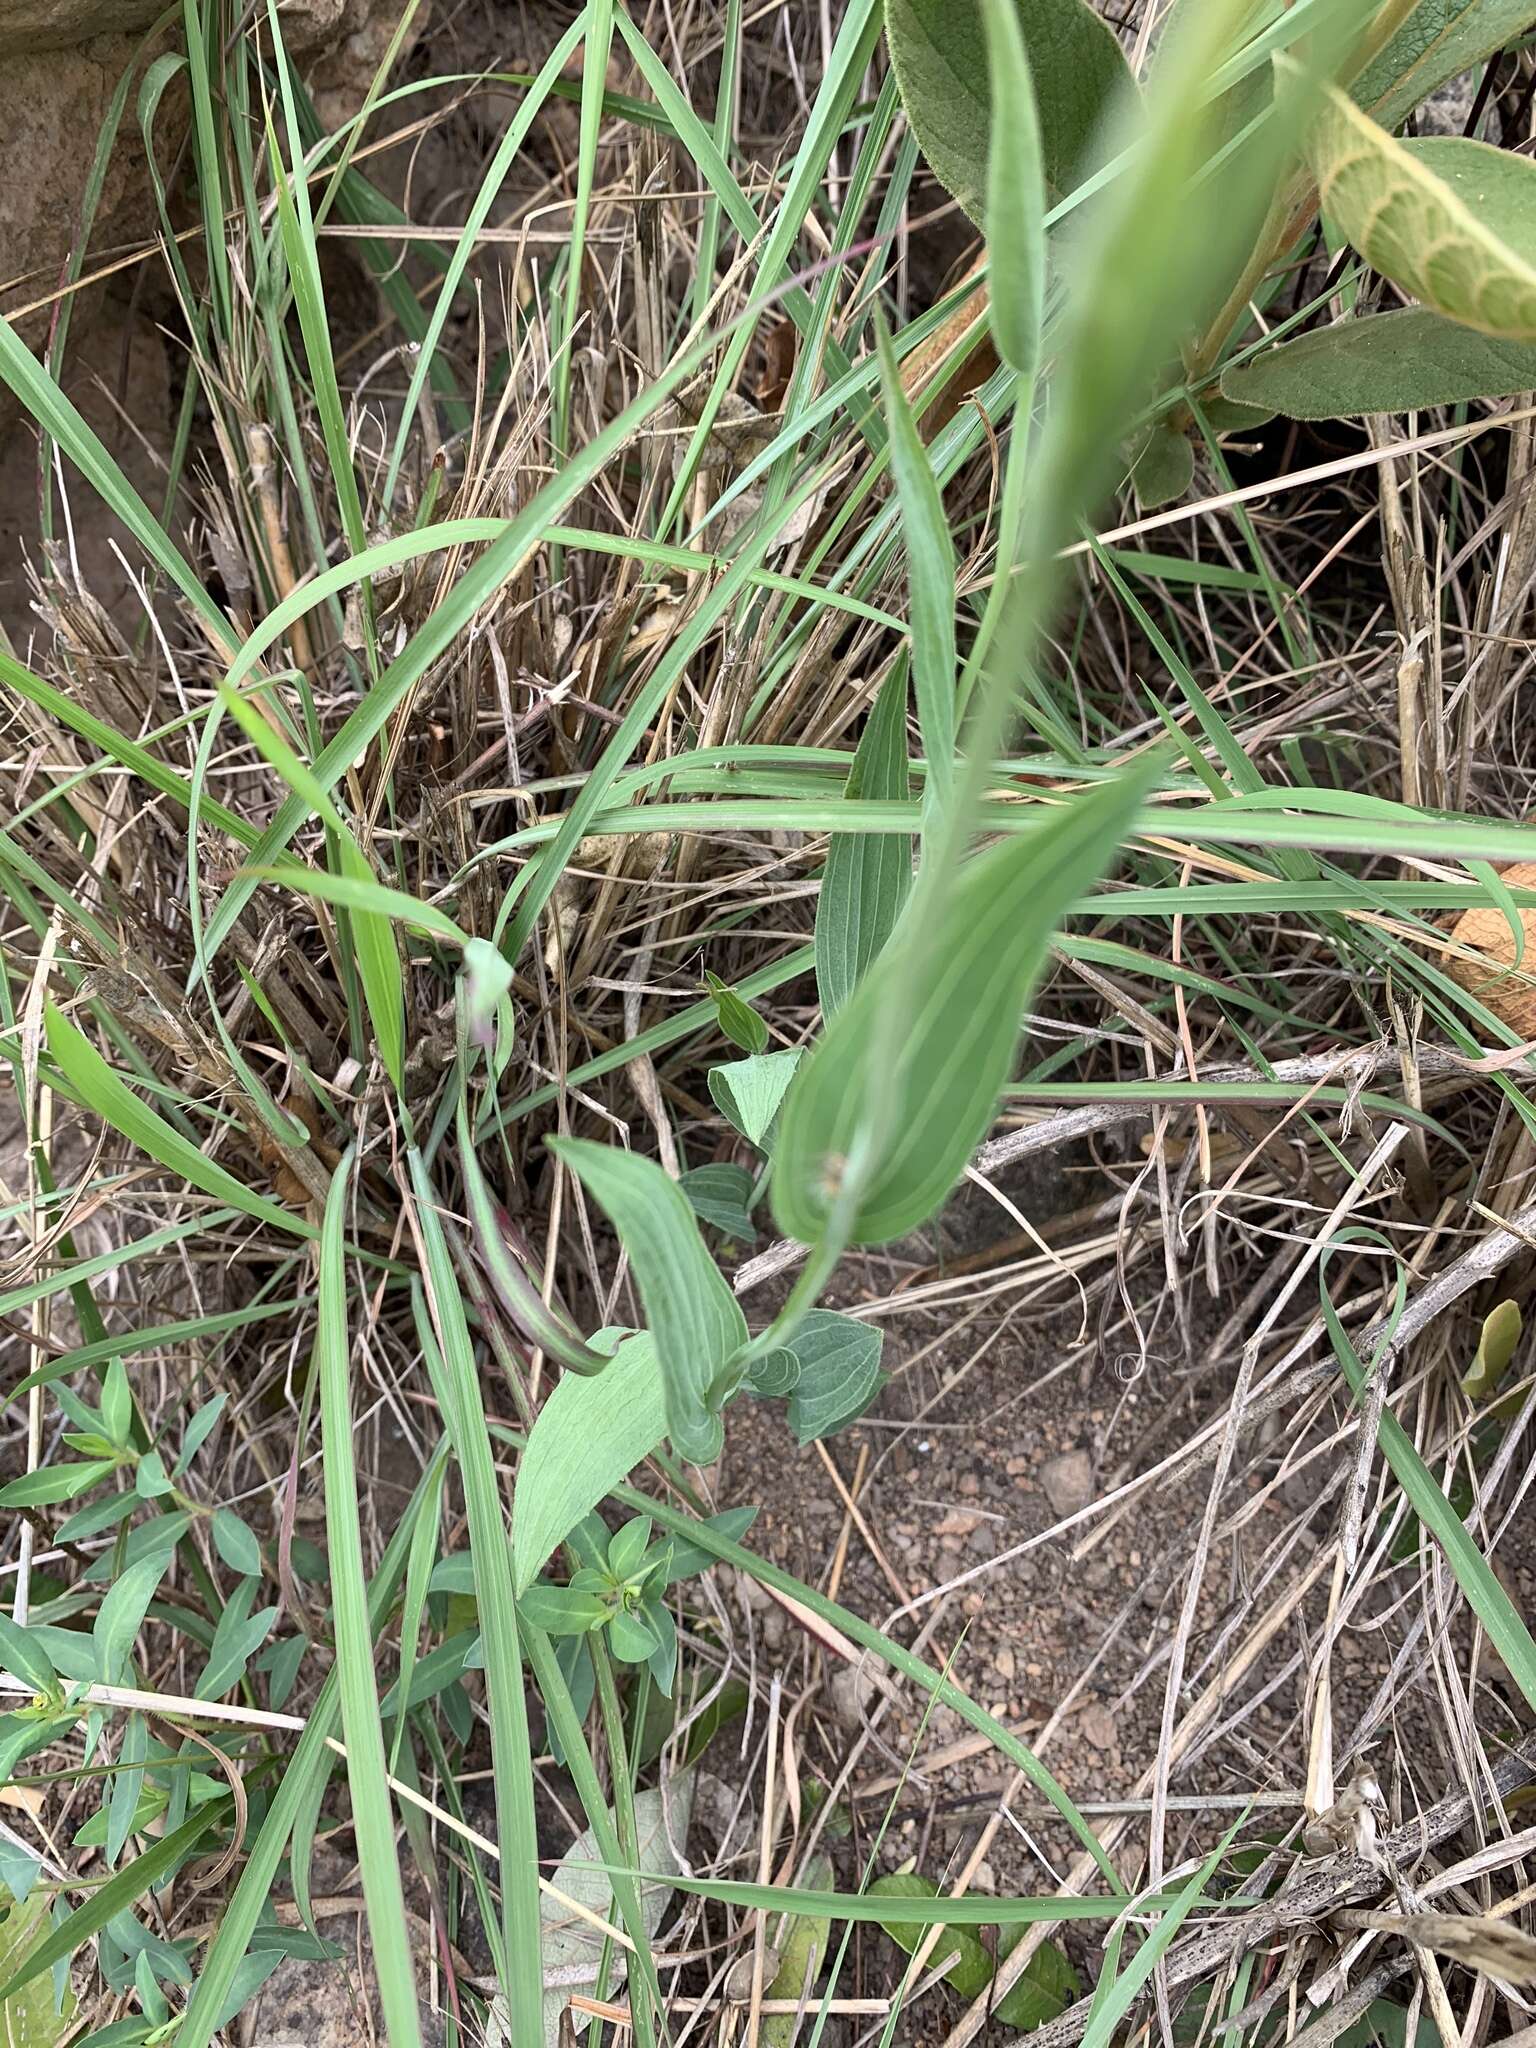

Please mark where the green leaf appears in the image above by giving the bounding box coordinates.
[778,1312,886,1444]
[517,1584,609,1636]
[875,320,956,807]
[0,1621,53,1697]
[815,661,912,1018]
[772,762,1157,1246]
[43,1006,311,1240]
[551,1141,748,1465]
[608,1605,660,1664]
[513,1332,665,1593]
[100,1362,132,1452]
[981,0,1047,382]
[315,1155,424,2048]
[994,1925,1079,2029]
[0,1462,117,1509]
[708,1050,803,1151]
[704,972,769,1055]
[1130,419,1194,509]
[1352,0,1536,136]
[884,0,1133,219]
[0,1800,229,2003]
[210,1509,262,1580]
[679,1164,758,1241]
[0,1890,75,2046]
[1463,1298,1522,1400]
[1221,306,1536,416]
[870,1874,994,1999]
[1305,84,1536,339]
[762,1854,833,2048]
[93,1555,167,1683]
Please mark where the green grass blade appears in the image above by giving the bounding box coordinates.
[316,1155,424,2046]
[43,1006,310,1240]
[408,1153,543,2043]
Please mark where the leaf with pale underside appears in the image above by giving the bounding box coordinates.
[1305,76,1536,340]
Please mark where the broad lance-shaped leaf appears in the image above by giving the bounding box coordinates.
[513,1332,665,1591]
[1222,306,1536,418]
[1304,77,1536,340]
[550,1141,747,1464]
[815,659,912,1018]
[771,759,1158,1247]
[1352,0,1536,137]
[885,0,1132,221]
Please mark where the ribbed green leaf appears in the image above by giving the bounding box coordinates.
[1306,82,1536,339]
[550,1142,747,1463]
[980,0,1046,382]
[815,662,912,1018]
[513,1333,665,1592]
[1222,306,1536,417]
[772,762,1157,1246]
[776,1312,885,1443]
[885,0,1132,219]
[709,1051,803,1152]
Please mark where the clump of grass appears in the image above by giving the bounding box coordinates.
[4,0,1536,2043]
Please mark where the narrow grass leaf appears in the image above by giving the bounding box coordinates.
[550,1141,748,1463]
[43,1006,310,1239]
[875,323,955,808]
[1324,1271,1536,1711]
[980,0,1046,381]
[1079,1822,1243,2048]
[316,1156,423,2047]
[408,1154,543,2044]
[175,1455,440,2048]
[816,661,912,1018]
[773,761,1158,1246]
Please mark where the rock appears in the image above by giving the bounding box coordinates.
[1078,1702,1118,1753]
[0,36,146,335]
[1039,1448,1095,1520]
[828,1665,878,1729]
[0,0,154,50]
[934,1509,983,1539]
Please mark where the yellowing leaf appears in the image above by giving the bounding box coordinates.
[1305,76,1536,339]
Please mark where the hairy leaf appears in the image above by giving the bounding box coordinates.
[1306,81,1536,339]
[1222,305,1536,415]
[885,0,1132,219]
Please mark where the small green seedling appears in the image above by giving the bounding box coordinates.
[518,1515,680,1696]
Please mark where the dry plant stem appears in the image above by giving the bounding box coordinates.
[1145,1125,1409,2021]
